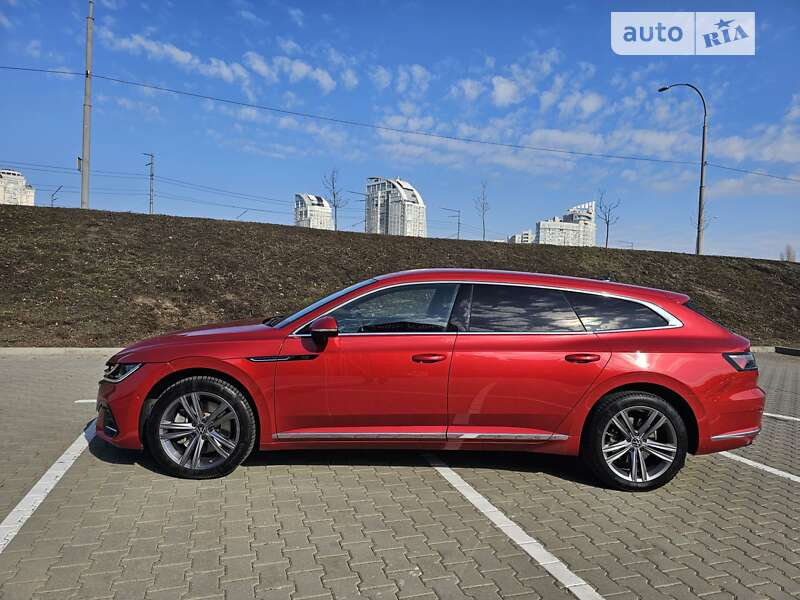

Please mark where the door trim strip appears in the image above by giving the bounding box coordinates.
[273,432,446,440]
[447,433,569,441]
[272,431,569,441]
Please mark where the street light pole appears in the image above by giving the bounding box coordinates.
[658,83,707,255]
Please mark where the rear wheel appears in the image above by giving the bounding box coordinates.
[144,376,256,479]
[581,391,687,491]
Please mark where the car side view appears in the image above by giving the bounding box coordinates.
[96,269,765,491]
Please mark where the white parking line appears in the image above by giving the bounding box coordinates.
[763,412,800,423]
[426,454,604,600]
[73,399,96,404]
[0,421,96,554]
[720,451,800,484]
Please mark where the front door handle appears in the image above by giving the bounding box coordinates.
[565,353,601,363]
[412,353,447,364]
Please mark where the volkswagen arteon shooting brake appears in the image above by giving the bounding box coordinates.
[96,269,764,491]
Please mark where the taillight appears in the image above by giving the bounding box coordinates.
[723,352,758,371]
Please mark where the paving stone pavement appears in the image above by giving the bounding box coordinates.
[0,350,111,520]
[0,350,797,600]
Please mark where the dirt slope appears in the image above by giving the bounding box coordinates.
[1,205,798,347]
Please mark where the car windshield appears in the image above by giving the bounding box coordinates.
[272,278,377,329]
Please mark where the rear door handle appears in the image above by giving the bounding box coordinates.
[412,353,447,363]
[565,353,601,363]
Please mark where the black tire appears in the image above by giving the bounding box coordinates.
[144,376,256,479]
[581,390,688,491]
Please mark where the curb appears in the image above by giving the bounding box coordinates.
[0,348,123,356]
[751,346,775,353]
[776,346,800,357]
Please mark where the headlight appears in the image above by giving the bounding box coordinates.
[102,362,143,382]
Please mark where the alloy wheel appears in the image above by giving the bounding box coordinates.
[601,405,678,483]
[158,391,240,470]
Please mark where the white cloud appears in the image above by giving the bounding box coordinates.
[395,64,431,97]
[451,78,485,102]
[558,90,605,119]
[787,93,800,121]
[0,11,11,29]
[490,76,522,107]
[287,7,304,27]
[237,9,267,26]
[98,27,254,99]
[341,68,358,90]
[370,66,392,91]
[277,37,301,55]
[521,128,604,152]
[539,74,565,112]
[99,0,126,9]
[25,39,41,58]
[243,50,277,83]
[274,56,336,94]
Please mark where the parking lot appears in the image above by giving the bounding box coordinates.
[0,350,797,600]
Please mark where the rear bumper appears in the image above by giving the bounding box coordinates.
[95,362,173,449]
[697,385,765,454]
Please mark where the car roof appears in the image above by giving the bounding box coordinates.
[374,269,690,304]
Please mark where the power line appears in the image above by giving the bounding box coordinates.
[2,65,799,184]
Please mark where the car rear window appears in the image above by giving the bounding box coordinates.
[469,285,585,333]
[563,291,668,331]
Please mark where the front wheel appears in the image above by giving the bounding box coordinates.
[144,376,256,479]
[581,391,688,491]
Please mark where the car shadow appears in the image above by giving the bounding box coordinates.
[88,437,601,488]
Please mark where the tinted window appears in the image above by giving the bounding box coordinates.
[329,283,459,334]
[469,285,584,333]
[276,278,376,329]
[564,291,668,331]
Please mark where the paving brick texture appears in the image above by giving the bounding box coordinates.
[0,350,797,599]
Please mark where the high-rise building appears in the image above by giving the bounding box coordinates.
[365,177,427,237]
[535,201,596,247]
[507,229,534,244]
[294,193,334,230]
[0,170,36,206]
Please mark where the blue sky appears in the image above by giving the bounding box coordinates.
[1,0,798,258]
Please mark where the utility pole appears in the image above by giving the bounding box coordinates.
[79,0,94,209]
[658,83,707,255]
[143,153,155,214]
[50,185,63,208]
[441,207,461,240]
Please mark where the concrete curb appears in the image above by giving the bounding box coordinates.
[0,348,123,356]
[751,346,775,353]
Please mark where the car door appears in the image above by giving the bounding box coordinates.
[273,282,461,441]
[446,283,611,441]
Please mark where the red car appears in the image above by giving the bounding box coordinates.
[96,269,764,490]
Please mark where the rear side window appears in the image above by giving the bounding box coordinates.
[469,285,585,333]
[563,291,668,331]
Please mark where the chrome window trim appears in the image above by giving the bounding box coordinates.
[290,280,683,337]
[710,427,761,441]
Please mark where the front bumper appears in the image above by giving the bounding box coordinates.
[95,362,173,449]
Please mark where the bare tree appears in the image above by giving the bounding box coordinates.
[780,244,796,262]
[322,168,347,230]
[596,190,621,249]
[474,181,490,241]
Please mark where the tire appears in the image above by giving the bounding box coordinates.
[144,376,256,479]
[581,390,688,491]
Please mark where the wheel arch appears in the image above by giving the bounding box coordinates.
[580,383,699,454]
[139,367,262,450]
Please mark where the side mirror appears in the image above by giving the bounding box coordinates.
[309,315,339,344]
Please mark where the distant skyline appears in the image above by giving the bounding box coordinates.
[1,0,798,258]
